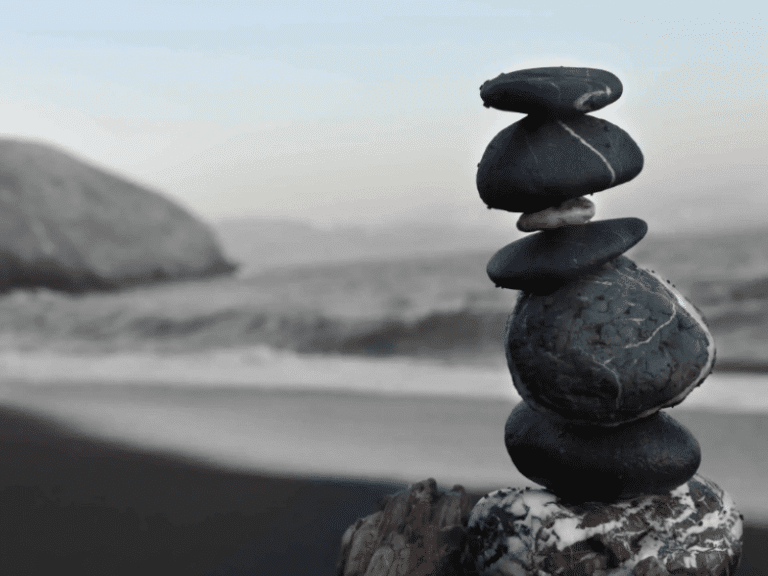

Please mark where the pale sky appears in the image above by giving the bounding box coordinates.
[0,0,765,234]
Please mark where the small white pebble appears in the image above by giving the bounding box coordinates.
[516,197,596,232]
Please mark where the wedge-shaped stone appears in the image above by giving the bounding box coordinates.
[336,479,473,576]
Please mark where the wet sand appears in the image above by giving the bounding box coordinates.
[0,383,767,575]
[0,404,406,575]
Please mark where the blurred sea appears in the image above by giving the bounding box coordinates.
[1,219,768,405]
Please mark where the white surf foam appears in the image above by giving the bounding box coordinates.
[0,346,766,413]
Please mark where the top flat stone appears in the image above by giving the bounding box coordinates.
[480,67,623,116]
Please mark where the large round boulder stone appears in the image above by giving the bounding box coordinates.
[505,256,715,425]
[0,139,235,292]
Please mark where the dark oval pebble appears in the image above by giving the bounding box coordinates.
[480,66,623,116]
[477,115,643,213]
[504,402,701,502]
[487,217,648,292]
[506,256,716,425]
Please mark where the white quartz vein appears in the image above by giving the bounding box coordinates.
[612,265,678,350]
[548,81,562,102]
[522,130,540,171]
[643,267,716,391]
[599,356,624,409]
[573,84,611,111]
[623,307,677,349]
[557,120,617,186]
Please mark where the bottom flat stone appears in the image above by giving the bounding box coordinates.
[465,475,743,576]
[504,403,701,502]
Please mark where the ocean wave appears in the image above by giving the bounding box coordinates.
[1,241,768,367]
[0,279,511,356]
[94,307,510,356]
[0,345,515,399]
[1,345,765,413]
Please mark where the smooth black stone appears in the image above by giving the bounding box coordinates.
[477,115,644,213]
[487,218,647,292]
[506,256,715,426]
[480,67,623,116]
[504,402,701,502]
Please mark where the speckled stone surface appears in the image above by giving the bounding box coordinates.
[464,475,743,576]
[480,67,623,116]
[487,218,647,293]
[506,256,716,426]
[516,196,596,232]
[477,115,644,213]
[504,403,701,502]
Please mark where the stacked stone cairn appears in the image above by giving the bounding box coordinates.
[335,67,745,576]
[465,66,744,576]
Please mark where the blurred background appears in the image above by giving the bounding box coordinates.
[0,1,765,574]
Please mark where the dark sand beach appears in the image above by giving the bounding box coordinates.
[1,383,767,575]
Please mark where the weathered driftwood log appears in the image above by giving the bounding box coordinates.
[336,478,475,576]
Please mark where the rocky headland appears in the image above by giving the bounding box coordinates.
[0,138,235,293]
